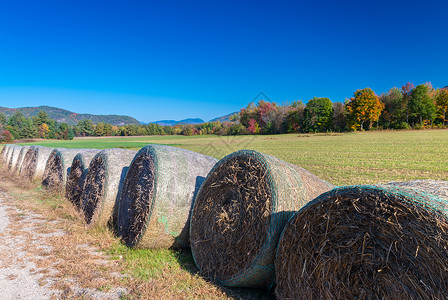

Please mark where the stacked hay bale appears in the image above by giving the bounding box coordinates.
[8,145,23,172]
[1,144,12,165]
[13,145,31,175]
[117,144,218,249]
[189,149,334,288]
[80,149,137,228]
[21,146,54,181]
[4,145,18,168]
[42,148,95,191]
[65,149,101,209]
[275,181,448,299]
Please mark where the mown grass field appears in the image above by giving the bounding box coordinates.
[3,129,447,299]
[18,129,448,186]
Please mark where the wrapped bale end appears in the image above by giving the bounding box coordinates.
[21,146,53,181]
[117,145,218,250]
[65,150,101,208]
[275,184,448,300]
[81,149,137,227]
[13,145,31,175]
[8,145,22,171]
[189,149,333,289]
[42,148,92,191]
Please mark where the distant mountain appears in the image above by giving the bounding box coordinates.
[153,118,204,126]
[209,112,238,123]
[0,105,140,126]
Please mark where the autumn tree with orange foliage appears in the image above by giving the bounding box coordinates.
[345,88,384,131]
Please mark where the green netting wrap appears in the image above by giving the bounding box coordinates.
[13,145,31,175]
[275,183,448,300]
[42,148,94,191]
[1,144,12,165]
[8,145,23,172]
[117,144,218,249]
[21,146,54,181]
[190,149,334,289]
[65,149,101,209]
[80,149,137,228]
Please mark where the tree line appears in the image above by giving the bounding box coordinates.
[1,82,447,142]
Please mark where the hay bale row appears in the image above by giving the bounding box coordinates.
[65,149,101,208]
[8,145,23,171]
[117,144,218,249]
[21,146,54,181]
[1,144,13,164]
[189,149,334,288]
[275,182,448,299]
[42,148,94,191]
[80,148,137,227]
[13,145,31,175]
[4,145,20,169]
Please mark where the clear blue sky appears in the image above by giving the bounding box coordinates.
[0,0,447,123]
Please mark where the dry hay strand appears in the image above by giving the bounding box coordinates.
[189,149,334,289]
[1,144,12,164]
[80,148,136,228]
[42,148,93,191]
[13,145,31,175]
[117,144,218,249]
[65,149,101,209]
[7,145,22,172]
[20,146,54,181]
[275,183,448,300]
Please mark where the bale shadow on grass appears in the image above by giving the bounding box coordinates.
[173,249,275,300]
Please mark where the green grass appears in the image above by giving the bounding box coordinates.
[17,129,448,185]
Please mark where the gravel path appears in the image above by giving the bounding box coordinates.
[0,189,128,299]
[0,191,57,299]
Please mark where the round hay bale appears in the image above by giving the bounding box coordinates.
[65,149,101,209]
[42,148,95,191]
[275,183,448,299]
[4,145,18,168]
[21,146,54,181]
[1,144,12,165]
[189,149,334,289]
[8,145,22,171]
[117,144,218,249]
[80,148,137,227]
[13,145,31,175]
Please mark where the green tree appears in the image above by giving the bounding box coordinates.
[379,87,407,129]
[435,88,448,126]
[33,111,50,126]
[345,88,384,131]
[302,97,333,132]
[0,113,7,125]
[332,102,347,132]
[7,112,36,139]
[77,119,94,136]
[94,122,106,136]
[408,84,436,126]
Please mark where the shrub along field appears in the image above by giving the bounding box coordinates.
[19,129,448,186]
[4,129,447,298]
